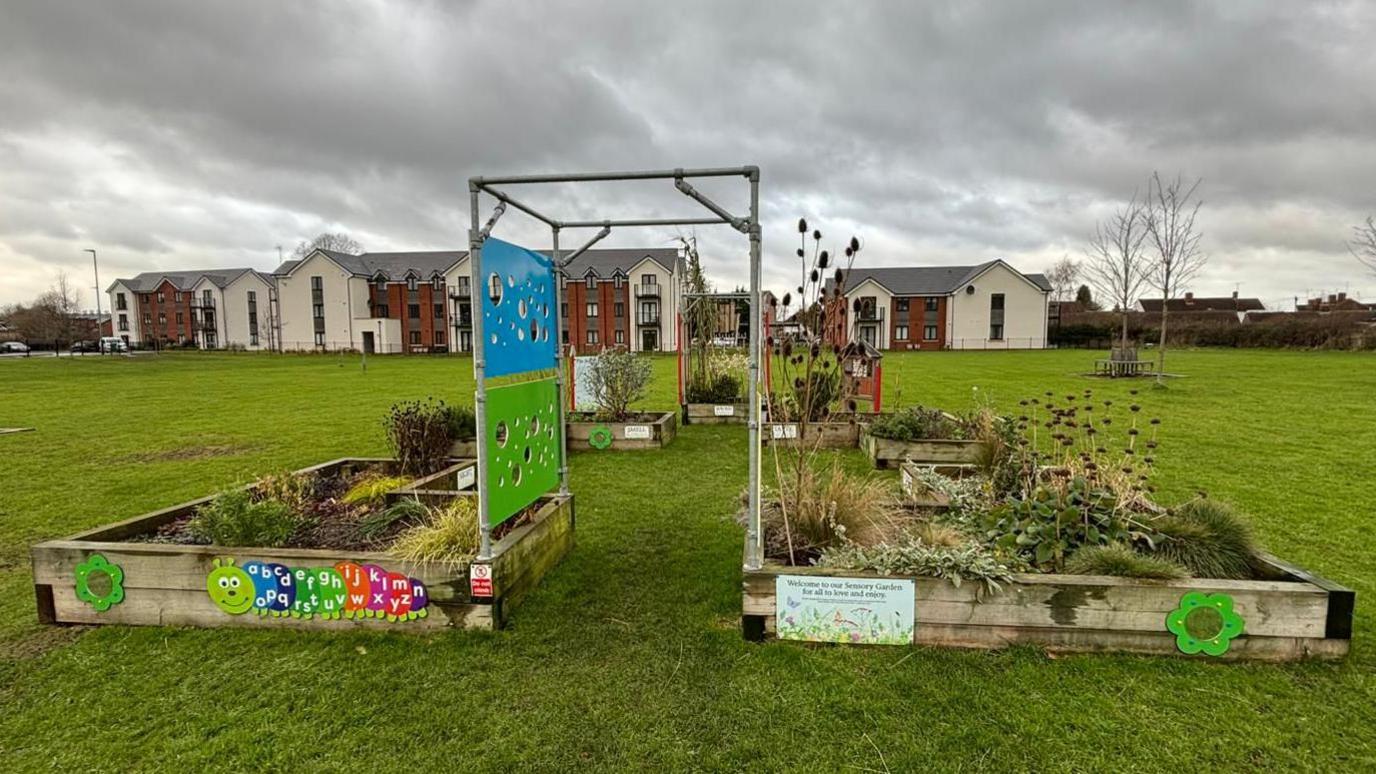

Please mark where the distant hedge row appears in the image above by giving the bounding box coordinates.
[1053,312,1376,350]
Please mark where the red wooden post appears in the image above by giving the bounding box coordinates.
[873,362,883,413]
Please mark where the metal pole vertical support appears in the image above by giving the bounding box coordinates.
[745,169,763,570]
[469,184,494,560]
[551,226,571,495]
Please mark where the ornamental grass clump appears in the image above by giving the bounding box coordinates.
[760,459,899,565]
[1154,498,1260,579]
[390,496,480,568]
[341,473,413,507]
[1066,543,1188,580]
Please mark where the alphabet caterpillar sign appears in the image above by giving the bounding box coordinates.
[206,557,429,623]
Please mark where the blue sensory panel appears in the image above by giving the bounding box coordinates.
[479,237,558,379]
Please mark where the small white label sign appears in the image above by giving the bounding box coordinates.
[713,404,736,417]
[770,423,799,440]
[455,466,477,490]
[623,425,652,440]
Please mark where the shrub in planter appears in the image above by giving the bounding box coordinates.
[187,489,298,548]
[816,536,1018,598]
[867,405,973,441]
[686,372,742,404]
[586,347,652,422]
[342,474,413,507]
[445,404,477,441]
[757,459,899,565]
[383,398,457,475]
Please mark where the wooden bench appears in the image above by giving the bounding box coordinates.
[1094,358,1156,377]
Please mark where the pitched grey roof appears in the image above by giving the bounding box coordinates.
[830,260,1051,295]
[108,268,259,293]
[276,246,681,279]
[556,247,680,277]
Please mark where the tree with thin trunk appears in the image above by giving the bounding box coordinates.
[291,232,363,260]
[1046,256,1080,302]
[1085,193,1152,354]
[1142,172,1207,385]
[1349,215,1376,276]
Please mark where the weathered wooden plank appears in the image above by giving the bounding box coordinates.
[683,403,749,425]
[861,429,983,469]
[566,413,676,450]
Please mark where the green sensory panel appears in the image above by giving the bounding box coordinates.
[484,376,561,526]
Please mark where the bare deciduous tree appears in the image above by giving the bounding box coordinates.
[291,232,363,260]
[1349,215,1376,276]
[1143,172,1207,384]
[1046,256,1080,302]
[1084,193,1152,352]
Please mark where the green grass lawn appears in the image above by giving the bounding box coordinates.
[1,349,1374,770]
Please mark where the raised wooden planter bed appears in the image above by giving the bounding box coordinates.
[682,402,748,425]
[387,457,477,506]
[566,411,677,450]
[31,458,574,632]
[742,545,1353,661]
[762,417,876,449]
[860,426,983,469]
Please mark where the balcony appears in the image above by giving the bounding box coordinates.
[637,311,660,326]
[635,284,661,299]
[453,314,473,329]
[191,296,216,309]
[855,306,885,323]
[450,284,472,299]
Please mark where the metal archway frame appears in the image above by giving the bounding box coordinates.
[468,167,765,569]
[677,291,772,408]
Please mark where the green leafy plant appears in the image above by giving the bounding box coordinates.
[1154,498,1259,579]
[1066,543,1187,579]
[341,474,412,507]
[389,496,480,568]
[587,347,652,422]
[982,476,1159,572]
[686,372,742,403]
[867,405,973,441]
[817,535,1018,598]
[360,497,428,539]
[253,470,318,516]
[445,404,477,441]
[188,489,297,547]
[383,398,457,475]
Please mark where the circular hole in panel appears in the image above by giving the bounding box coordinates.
[490,333,498,345]
[495,421,509,447]
[530,415,541,436]
[531,320,540,341]
[518,298,528,319]
[517,328,525,341]
[541,326,549,342]
[507,274,516,288]
[488,273,503,305]
[511,463,522,485]
[498,475,506,488]
[523,446,532,463]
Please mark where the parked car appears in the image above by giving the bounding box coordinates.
[1,341,30,353]
[98,337,129,353]
[71,340,99,353]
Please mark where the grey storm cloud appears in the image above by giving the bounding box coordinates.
[2,0,1374,309]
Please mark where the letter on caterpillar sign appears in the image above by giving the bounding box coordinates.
[207,558,430,623]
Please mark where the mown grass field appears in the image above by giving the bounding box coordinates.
[1,349,1374,770]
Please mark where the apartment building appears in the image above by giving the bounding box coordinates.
[272,249,469,353]
[558,248,683,354]
[270,245,681,355]
[825,260,1051,350]
[106,268,277,349]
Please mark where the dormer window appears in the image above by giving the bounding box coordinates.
[407,275,418,291]
[432,275,442,291]
[614,274,624,289]
[375,275,387,291]
[586,274,596,290]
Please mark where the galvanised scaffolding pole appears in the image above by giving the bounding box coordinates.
[469,183,494,560]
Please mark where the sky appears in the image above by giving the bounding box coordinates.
[3,0,1375,311]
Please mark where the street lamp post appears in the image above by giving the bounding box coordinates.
[85,249,100,354]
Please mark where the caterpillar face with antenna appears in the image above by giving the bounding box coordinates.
[207,558,429,622]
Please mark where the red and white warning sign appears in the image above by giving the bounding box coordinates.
[469,563,493,598]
